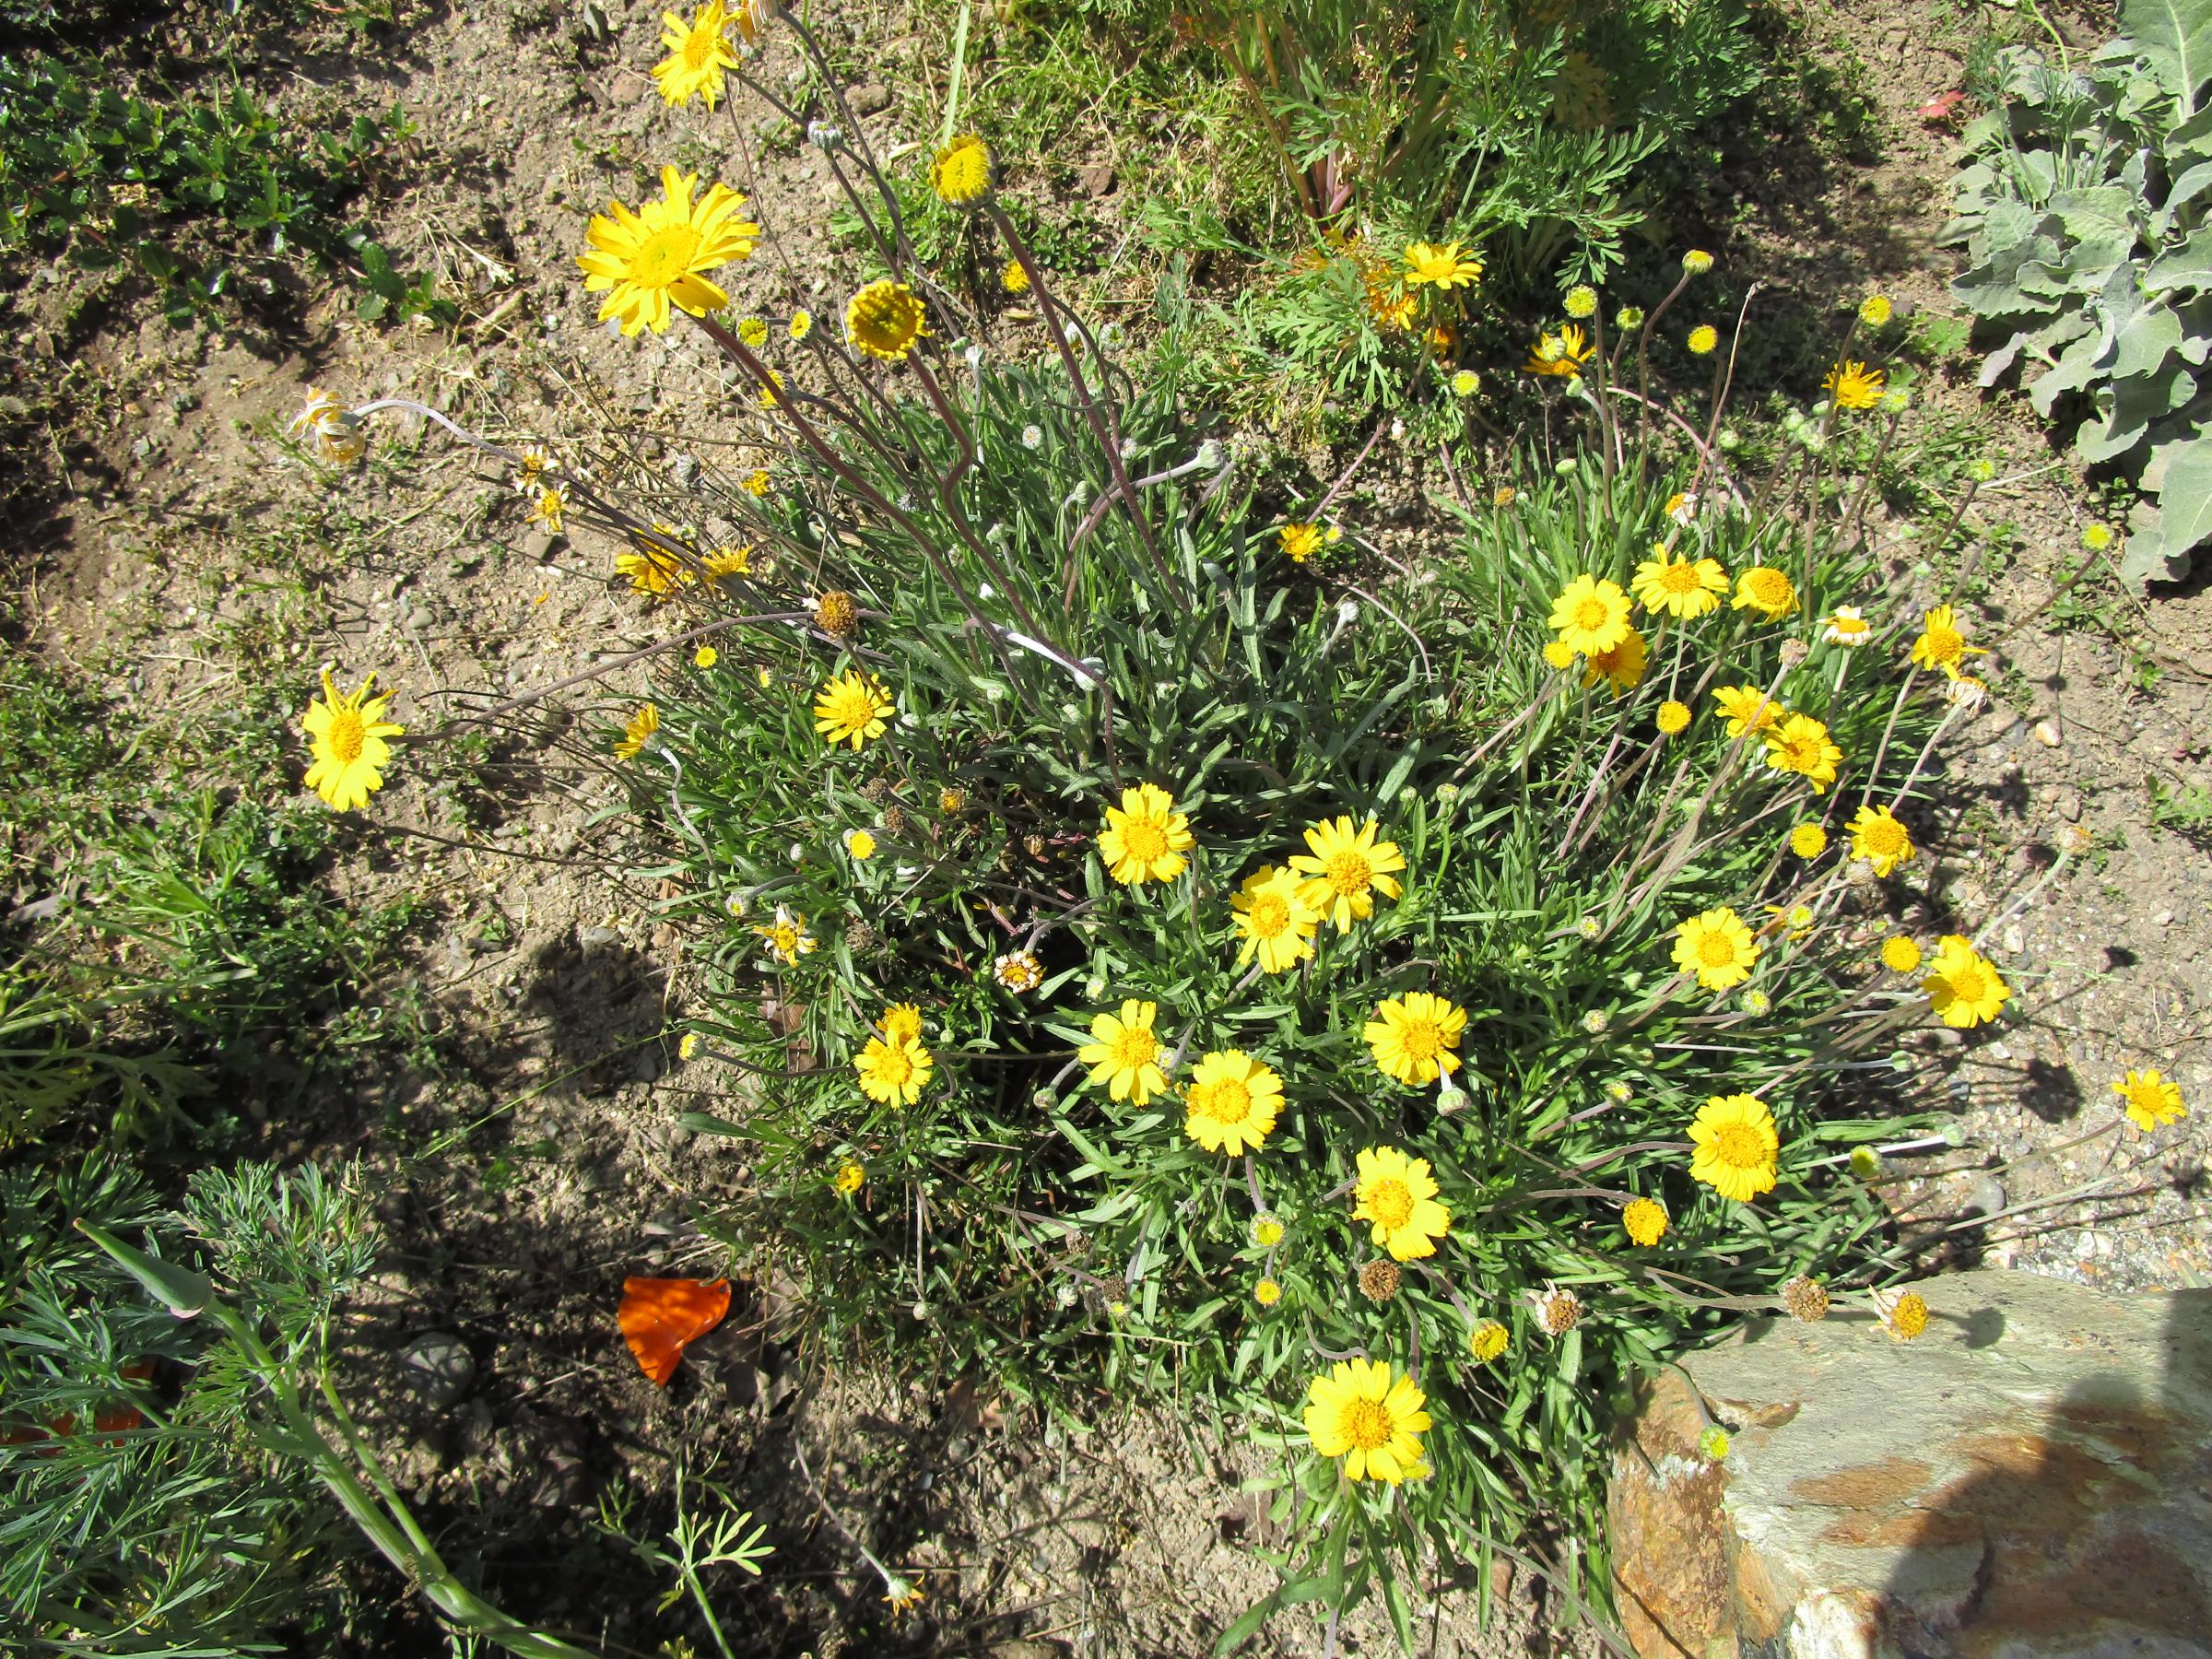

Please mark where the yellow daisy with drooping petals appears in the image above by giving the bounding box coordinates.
[1230,865,1322,973]
[1732,565,1798,619]
[878,1004,924,1044]
[1688,1093,1780,1203]
[1924,935,2009,1029]
[1182,1050,1284,1157]
[653,4,742,109]
[1402,241,1483,289]
[1289,816,1406,929]
[845,280,928,362]
[1278,523,1325,563]
[302,669,406,811]
[1764,713,1842,794]
[1078,1000,1170,1104]
[929,134,995,208]
[1304,1359,1431,1484]
[2114,1067,2187,1132]
[1672,907,1760,991]
[752,904,815,967]
[1363,993,1466,1087]
[813,670,894,749]
[855,1032,934,1106]
[577,166,760,337]
[1712,684,1784,738]
[1097,783,1194,886]
[1822,606,1873,646]
[1847,804,1915,877]
[1549,572,1633,656]
[1632,549,1729,619]
[614,701,661,759]
[1352,1146,1452,1260]
[1583,624,1648,694]
[1524,324,1594,377]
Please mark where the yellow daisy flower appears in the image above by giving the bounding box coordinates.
[1549,572,1633,656]
[843,828,877,860]
[614,701,661,759]
[1230,865,1322,973]
[1289,816,1406,930]
[1351,1145,1452,1261]
[1468,1320,1510,1363]
[1182,1050,1284,1157]
[929,134,994,208]
[1524,323,1594,377]
[1582,624,1647,694]
[2114,1067,2187,1131]
[301,669,405,811]
[1097,783,1194,886]
[1822,606,1872,645]
[1909,606,1985,679]
[1712,684,1784,738]
[1078,999,1170,1104]
[1278,523,1325,563]
[1688,1092,1779,1203]
[1923,935,2009,1029]
[993,949,1044,994]
[855,1032,934,1105]
[834,1160,864,1194]
[1859,294,1892,327]
[1656,699,1691,735]
[789,309,812,340]
[1622,1196,1669,1246]
[1363,992,1466,1087]
[752,904,816,966]
[813,670,894,749]
[1732,565,1797,619]
[1303,1358,1431,1484]
[1789,822,1828,858]
[846,280,928,362]
[1632,548,1729,619]
[577,165,760,337]
[1880,936,1923,973]
[1402,241,1482,289]
[1882,1289,1929,1341]
[999,256,1030,295]
[1847,804,1915,877]
[1824,359,1885,410]
[1687,324,1718,355]
[1672,907,1760,991]
[1763,713,1842,794]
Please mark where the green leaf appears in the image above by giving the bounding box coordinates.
[76,1220,212,1317]
[2124,0,2212,115]
[2124,435,2212,582]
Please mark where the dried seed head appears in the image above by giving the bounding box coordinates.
[1023,832,1049,860]
[859,777,892,804]
[1779,639,1810,666]
[1358,1259,1401,1302]
[844,919,879,954]
[880,805,911,838]
[938,786,968,815]
[815,589,859,637]
[1531,1284,1583,1335]
[1781,1275,1830,1323]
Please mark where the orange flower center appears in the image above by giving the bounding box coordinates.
[1247,891,1289,937]
[1394,1018,1441,1061]
[1341,1396,1393,1451]
[327,708,365,764]
[629,223,704,290]
[1364,1178,1414,1231]
[1658,563,1701,594]
[1573,595,1610,631]
[1698,930,1739,968]
[1712,1124,1767,1169]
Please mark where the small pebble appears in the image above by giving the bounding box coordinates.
[2033,720,2061,747]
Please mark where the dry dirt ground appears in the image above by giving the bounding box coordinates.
[8,0,2210,1653]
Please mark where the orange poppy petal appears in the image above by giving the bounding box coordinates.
[618,1276,732,1386]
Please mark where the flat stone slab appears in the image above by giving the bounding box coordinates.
[1607,1268,2212,1658]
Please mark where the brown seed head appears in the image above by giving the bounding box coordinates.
[881,805,911,838]
[1781,1275,1830,1323]
[844,919,879,954]
[1358,1259,1401,1302]
[938,786,968,815]
[815,589,859,638]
